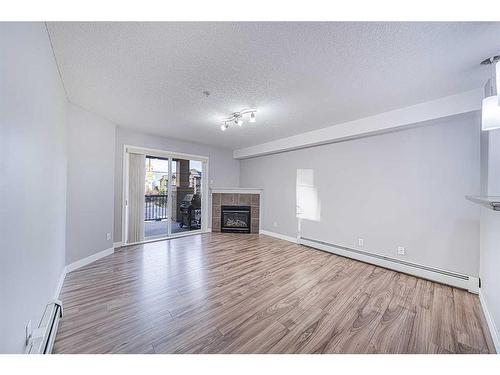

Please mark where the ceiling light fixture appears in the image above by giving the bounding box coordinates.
[481,56,500,131]
[497,60,500,105]
[220,109,257,131]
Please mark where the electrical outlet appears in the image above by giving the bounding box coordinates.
[273,221,278,228]
[106,232,111,241]
[397,246,406,256]
[25,320,32,344]
[358,238,364,247]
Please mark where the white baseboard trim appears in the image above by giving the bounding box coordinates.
[54,267,66,299]
[65,247,114,274]
[479,290,500,353]
[298,236,479,293]
[113,241,123,248]
[260,230,298,244]
[53,247,114,299]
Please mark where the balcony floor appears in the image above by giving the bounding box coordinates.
[145,219,195,238]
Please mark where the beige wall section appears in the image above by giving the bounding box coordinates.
[114,127,240,243]
[240,112,481,276]
[66,103,116,264]
[0,23,68,353]
[479,128,500,350]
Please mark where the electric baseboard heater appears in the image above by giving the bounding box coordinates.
[298,236,480,293]
[25,300,63,354]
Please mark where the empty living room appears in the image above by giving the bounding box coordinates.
[2,1,500,373]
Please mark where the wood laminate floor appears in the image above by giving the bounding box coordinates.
[54,233,495,354]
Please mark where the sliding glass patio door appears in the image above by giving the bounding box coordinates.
[124,146,207,244]
[144,156,170,239]
[170,157,203,235]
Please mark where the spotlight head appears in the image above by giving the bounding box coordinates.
[236,118,243,126]
[220,124,228,131]
[249,112,256,123]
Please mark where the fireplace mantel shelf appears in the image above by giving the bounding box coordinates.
[211,187,262,194]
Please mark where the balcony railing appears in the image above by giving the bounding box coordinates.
[144,194,168,221]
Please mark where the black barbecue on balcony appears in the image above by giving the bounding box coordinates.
[179,193,201,230]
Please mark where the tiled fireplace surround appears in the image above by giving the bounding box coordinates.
[211,192,260,233]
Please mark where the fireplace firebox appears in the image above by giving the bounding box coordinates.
[221,205,251,233]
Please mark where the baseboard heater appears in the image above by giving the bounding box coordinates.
[25,300,63,354]
[298,236,479,293]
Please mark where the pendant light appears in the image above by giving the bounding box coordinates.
[482,96,500,131]
[497,60,500,106]
[481,56,500,131]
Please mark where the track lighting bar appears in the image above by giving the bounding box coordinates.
[220,109,257,131]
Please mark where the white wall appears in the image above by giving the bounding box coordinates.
[0,23,68,353]
[240,112,481,276]
[114,127,240,242]
[66,103,116,264]
[479,128,500,350]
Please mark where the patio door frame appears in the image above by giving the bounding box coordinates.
[122,144,209,246]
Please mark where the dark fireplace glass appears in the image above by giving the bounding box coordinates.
[221,205,251,233]
[223,212,248,227]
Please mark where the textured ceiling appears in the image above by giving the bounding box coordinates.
[47,22,500,149]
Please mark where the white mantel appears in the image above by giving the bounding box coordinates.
[210,187,262,194]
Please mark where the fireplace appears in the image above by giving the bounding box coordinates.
[221,205,251,233]
[211,190,260,233]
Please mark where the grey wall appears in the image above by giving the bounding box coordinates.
[66,103,116,264]
[479,128,500,347]
[240,112,481,276]
[114,127,240,242]
[0,23,68,353]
